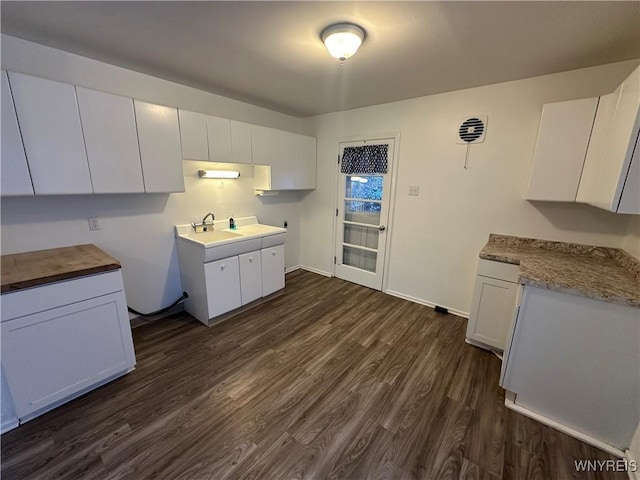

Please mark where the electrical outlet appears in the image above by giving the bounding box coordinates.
[284,220,288,228]
[409,185,420,196]
[88,217,100,231]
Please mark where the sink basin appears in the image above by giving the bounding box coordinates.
[191,230,245,242]
[175,217,287,262]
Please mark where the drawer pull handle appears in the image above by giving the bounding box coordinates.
[221,264,226,270]
[249,257,253,262]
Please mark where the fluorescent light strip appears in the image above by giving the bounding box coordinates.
[198,170,240,179]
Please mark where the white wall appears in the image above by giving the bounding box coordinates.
[1,36,303,313]
[623,216,640,259]
[300,60,639,315]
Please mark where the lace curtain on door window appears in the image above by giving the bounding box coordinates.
[341,144,388,174]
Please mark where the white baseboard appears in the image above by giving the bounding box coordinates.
[285,265,302,274]
[298,265,332,277]
[504,392,625,458]
[385,289,469,318]
[1,418,19,435]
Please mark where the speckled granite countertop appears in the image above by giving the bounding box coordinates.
[480,234,640,308]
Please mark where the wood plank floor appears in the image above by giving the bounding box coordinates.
[1,270,627,480]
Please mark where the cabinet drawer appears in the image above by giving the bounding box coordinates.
[477,259,520,283]
[1,270,125,322]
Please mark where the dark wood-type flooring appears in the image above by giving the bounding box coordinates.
[1,270,626,479]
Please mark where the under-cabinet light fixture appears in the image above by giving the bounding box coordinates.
[198,170,240,179]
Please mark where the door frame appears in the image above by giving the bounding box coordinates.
[332,132,401,292]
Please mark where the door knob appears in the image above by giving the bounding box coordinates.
[378,225,386,231]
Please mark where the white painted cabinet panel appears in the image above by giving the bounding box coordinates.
[207,115,232,163]
[577,66,640,214]
[261,245,285,296]
[270,129,296,190]
[293,134,317,189]
[617,133,640,214]
[466,275,519,351]
[526,97,598,202]
[76,87,144,193]
[2,291,133,419]
[251,125,271,166]
[1,367,18,434]
[134,100,185,193]
[1,70,33,196]
[500,285,639,450]
[239,251,262,305]
[204,256,242,318]
[252,126,316,191]
[8,71,92,195]
[230,120,252,164]
[179,109,209,161]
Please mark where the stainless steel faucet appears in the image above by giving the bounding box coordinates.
[202,212,215,224]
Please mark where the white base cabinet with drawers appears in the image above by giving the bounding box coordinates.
[1,270,136,425]
[465,259,521,351]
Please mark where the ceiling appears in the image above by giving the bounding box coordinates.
[2,1,639,118]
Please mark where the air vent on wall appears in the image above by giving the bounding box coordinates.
[457,115,488,169]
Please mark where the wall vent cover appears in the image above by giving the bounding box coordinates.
[457,116,487,144]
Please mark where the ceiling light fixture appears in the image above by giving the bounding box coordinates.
[198,170,240,179]
[321,23,365,62]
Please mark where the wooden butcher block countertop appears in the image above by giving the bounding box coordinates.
[1,244,121,293]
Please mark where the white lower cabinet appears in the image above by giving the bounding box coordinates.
[466,259,520,351]
[204,256,241,318]
[239,251,262,305]
[1,270,136,423]
[261,245,285,296]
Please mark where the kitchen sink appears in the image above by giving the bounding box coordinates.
[175,216,286,262]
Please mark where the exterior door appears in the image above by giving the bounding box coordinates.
[334,138,395,290]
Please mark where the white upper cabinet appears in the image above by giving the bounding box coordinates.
[178,109,209,161]
[207,115,232,163]
[8,72,92,195]
[76,87,144,194]
[292,133,317,189]
[230,120,252,164]
[252,125,316,191]
[525,97,598,202]
[134,100,185,193]
[1,71,33,196]
[577,66,640,214]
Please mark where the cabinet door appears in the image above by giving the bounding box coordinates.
[239,251,262,305]
[294,134,317,189]
[204,256,241,318]
[269,129,296,190]
[525,97,598,201]
[134,100,185,193]
[178,110,209,161]
[1,70,33,196]
[230,120,252,164]
[207,115,232,163]
[577,66,640,212]
[1,291,135,419]
[617,132,639,214]
[76,87,144,193]
[466,275,518,351]
[251,124,271,166]
[261,245,285,296]
[8,72,92,194]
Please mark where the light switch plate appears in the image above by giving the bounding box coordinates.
[409,186,420,196]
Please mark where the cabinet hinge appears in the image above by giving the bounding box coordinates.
[337,155,340,164]
[336,208,338,217]
[334,256,337,264]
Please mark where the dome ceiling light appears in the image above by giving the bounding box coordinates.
[321,23,365,63]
